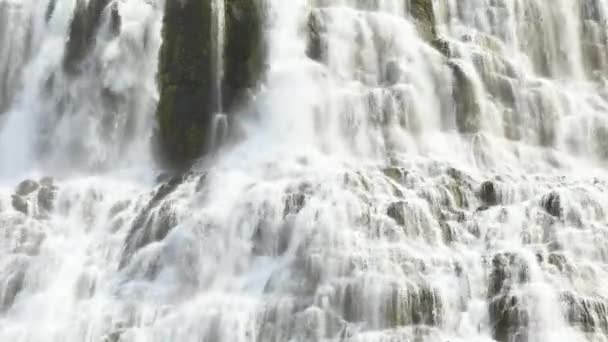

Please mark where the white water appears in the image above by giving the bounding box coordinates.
[1,0,608,341]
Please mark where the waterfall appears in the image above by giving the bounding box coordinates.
[211,0,226,150]
[1,0,608,341]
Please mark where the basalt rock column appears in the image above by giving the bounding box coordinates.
[156,0,265,168]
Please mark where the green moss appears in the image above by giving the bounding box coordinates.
[224,0,266,111]
[408,0,437,43]
[155,0,214,167]
[156,0,265,168]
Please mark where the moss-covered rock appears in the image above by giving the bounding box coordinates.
[224,0,265,112]
[408,0,437,43]
[63,0,119,74]
[156,0,265,168]
[449,61,482,133]
[156,0,215,168]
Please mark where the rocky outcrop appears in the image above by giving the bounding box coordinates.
[449,61,482,133]
[119,174,186,268]
[156,0,265,169]
[155,0,215,168]
[223,0,265,112]
[478,180,498,207]
[488,253,530,342]
[63,0,120,74]
[408,0,437,43]
[560,291,608,334]
[11,178,58,217]
[541,191,562,218]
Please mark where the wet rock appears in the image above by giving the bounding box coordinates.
[284,192,306,217]
[306,10,326,61]
[383,167,407,183]
[541,191,561,217]
[488,253,530,342]
[283,183,311,217]
[15,179,39,196]
[489,253,529,297]
[560,291,608,334]
[37,185,57,212]
[63,0,114,74]
[386,283,442,327]
[489,293,529,342]
[102,331,122,342]
[384,60,402,85]
[157,0,265,168]
[108,200,131,218]
[0,259,27,312]
[448,61,481,133]
[478,180,498,206]
[119,175,185,268]
[408,0,437,43]
[45,0,57,21]
[223,0,265,113]
[433,37,452,57]
[11,195,28,214]
[39,176,54,187]
[156,0,215,167]
[547,253,573,274]
[387,201,406,226]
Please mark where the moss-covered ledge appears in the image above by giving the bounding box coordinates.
[156,0,265,169]
[224,0,265,112]
[408,0,437,43]
[155,0,214,168]
[63,0,120,74]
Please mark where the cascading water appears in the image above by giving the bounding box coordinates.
[1,0,608,341]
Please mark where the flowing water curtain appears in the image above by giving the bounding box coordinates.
[0,0,162,176]
[0,1,607,342]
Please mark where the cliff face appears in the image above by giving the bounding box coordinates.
[156,0,264,169]
[223,0,265,113]
[155,0,215,168]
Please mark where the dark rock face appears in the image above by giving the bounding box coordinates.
[156,0,215,168]
[488,253,530,342]
[306,10,326,62]
[387,201,406,226]
[223,0,265,112]
[541,191,561,217]
[560,292,608,334]
[16,180,39,196]
[489,294,529,342]
[0,259,28,312]
[11,178,58,216]
[449,61,481,133]
[11,195,28,214]
[408,0,437,43]
[119,175,185,268]
[478,180,498,206]
[156,0,265,169]
[63,0,119,74]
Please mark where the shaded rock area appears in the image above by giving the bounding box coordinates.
[223,0,265,113]
[0,258,28,312]
[155,0,215,168]
[306,9,326,62]
[156,0,265,169]
[387,201,407,226]
[407,0,437,43]
[63,0,120,74]
[560,291,608,334]
[448,61,481,133]
[541,191,562,218]
[488,253,530,342]
[11,178,58,218]
[119,175,184,268]
[477,180,499,211]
